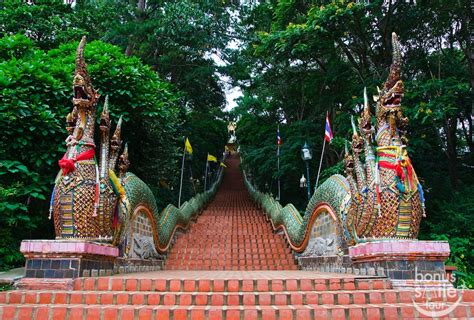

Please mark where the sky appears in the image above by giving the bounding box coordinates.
[206,49,243,111]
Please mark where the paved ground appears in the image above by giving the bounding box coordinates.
[0,268,24,285]
[114,270,365,279]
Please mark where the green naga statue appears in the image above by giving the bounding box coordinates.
[246,33,426,253]
[50,37,220,258]
[344,32,426,242]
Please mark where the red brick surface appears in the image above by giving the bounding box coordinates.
[163,156,298,271]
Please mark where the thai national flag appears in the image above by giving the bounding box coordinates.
[277,126,282,156]
[277,126,282,146]
[324,112,333,143]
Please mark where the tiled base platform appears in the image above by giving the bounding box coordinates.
[19,240,118,278]
[349,240,452,288]
[1,271,473,319]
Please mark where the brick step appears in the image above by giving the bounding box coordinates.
[167,254,292,259]
[163,265,300,271]
[172,240,287,244]
[165,253,294,265]
[1,302,473,320]
[3,289,471,306]
[169,247,290,251]
[71,277,391,292]
[164,155,299,270]
[165,259,295,264]
[168,251,292,255]
[171,240,286,244]
[163,265,300,270]
[167,252,293,256]
[170,245,289,249]
[165,259,296,264]
[172,238,284,240]
[164,261,296,267]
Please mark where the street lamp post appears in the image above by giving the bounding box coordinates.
[301,142,312,201]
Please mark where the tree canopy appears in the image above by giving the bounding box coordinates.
[228,0,472,286]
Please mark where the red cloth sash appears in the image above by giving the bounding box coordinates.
[58,148,95,175]
[379,158,414,189]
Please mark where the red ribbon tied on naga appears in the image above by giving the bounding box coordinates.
[58,148,95,175]
[378,155,414,190]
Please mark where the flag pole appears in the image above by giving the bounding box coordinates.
[277,145,281,201]
[315,137,326,190]
[204,154,209,191]
[178,139,186,208]
[277,124,281,201]
[189,163,196,195]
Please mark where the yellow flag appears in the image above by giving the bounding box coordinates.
[207,154,217,162]
[220,162,227,168]
[185,138,193,154]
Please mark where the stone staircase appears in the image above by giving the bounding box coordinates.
[1,273,473,319]
[164,155,298,271]
[1,155,473,319]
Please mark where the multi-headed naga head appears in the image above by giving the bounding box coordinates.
[379,33,404,112]
[359,87,372,139]
[110,116,123,152]
[73,37,100,108]
[375,33,409,145]
[118,143,130,178]
[70,37,100,144]
[344,141,355,175]
[100,96,111,133]
[350,116,364,154]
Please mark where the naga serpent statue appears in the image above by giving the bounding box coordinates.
[245,33,426,254]
[50,37,221,258]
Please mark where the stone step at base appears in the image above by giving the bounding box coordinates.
[1,302,473,320]
[70,276,391,292]
[2,289,472,306]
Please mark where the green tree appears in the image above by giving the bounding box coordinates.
[0,35,183,268]
[229,0,472,278]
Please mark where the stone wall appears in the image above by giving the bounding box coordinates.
[301,211,339,257]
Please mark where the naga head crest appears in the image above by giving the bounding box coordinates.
[344,140,355,175]
[359,87,372,137]
[350,115,364,154]
[100,95,111,132]
[118,143,130,178]
[377,33,404,115]
[73,37,100,109]
[110,115,123,152]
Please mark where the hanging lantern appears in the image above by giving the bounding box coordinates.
[300,174,307,188]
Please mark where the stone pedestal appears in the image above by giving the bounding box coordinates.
[298,255,353,273]
[349,240,451,288]
[17,240,118,289]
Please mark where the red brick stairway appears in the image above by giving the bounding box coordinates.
[1,155,473,319]
[164,155,298,271]
[1,272,473,319]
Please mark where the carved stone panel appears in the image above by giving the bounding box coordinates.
[301,211,339,257]
[129,211,159,259]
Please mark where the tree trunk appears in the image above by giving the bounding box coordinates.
[445,116,459,189]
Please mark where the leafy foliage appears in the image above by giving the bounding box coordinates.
[230,0,472,280]
[0,35,185,269]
